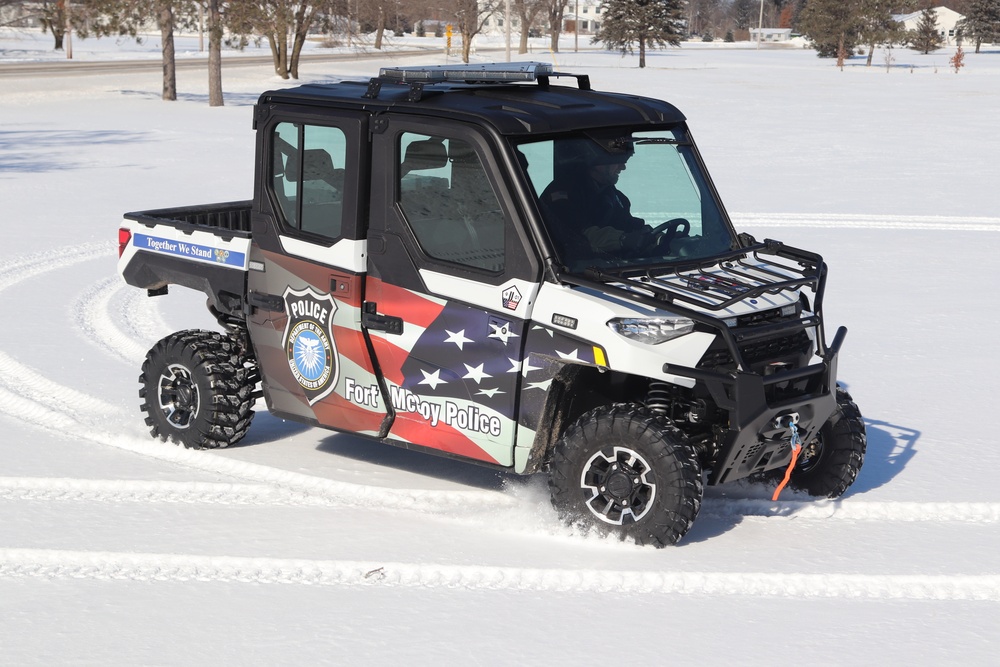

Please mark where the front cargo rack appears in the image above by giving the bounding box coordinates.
[364,62,591,101]
[582,239,824,312]
[557,239,833,371]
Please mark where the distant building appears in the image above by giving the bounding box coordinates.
[482,1,604,37]
[749,28,793,43]
[893,6,966,46]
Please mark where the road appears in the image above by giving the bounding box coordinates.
[0,47,445,78]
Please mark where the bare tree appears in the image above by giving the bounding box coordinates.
[227,1,334,79]
[513,0,544,53]
[436,0,497,63]
[543,0,564,52]
[207,0,223,106]
[82,0,194,100]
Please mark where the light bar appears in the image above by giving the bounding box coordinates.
[377,62,554,84]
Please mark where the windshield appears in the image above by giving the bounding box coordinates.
[518,128,737,273]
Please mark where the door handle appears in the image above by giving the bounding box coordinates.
[362,302,403,335]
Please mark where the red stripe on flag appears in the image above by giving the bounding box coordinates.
[389,417,500,465]
[332,325,376,374]
[312,393,386,433]
[367,277,445,329]
[368,335,408,387]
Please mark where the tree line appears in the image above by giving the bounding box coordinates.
[796,0,1000,63]
[4,1,998,99]
[1,0,579,93]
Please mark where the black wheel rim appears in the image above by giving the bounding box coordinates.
[158,364,200,430]
[580,446,657,525]
[796,432,825,474]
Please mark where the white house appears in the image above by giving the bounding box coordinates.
[893,6,966,46]
[483,1,604,37]
[749,28,793,43]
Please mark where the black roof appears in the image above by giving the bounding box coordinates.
[257,75,686,137]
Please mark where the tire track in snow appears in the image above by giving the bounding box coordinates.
[0,244,122,421]
[0,242,112,292]
[0,381,515,514]
[731,212,1000,232]
[0,351,118,420]
[699,498,1000,524]
[0,477,335,507]
[3,477,999,525]
[73,276,158,364]
[2,548,998,601]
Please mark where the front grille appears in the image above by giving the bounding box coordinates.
[698,330,812,370]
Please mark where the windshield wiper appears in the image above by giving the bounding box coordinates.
[633,138,690,146]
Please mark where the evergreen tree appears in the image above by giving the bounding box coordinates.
[594,0,685,69]
[910,7,943,53]
[857,0,907,66]
[798,0,862,58]
[956,0,1000,53]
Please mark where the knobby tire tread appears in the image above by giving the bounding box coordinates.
[549,404,703,547]
[139,329,256,449]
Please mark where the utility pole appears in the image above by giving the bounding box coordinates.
[64,0,73,59]
[757,0,764,50]
[505,0,511,61]
[574,0,579,52]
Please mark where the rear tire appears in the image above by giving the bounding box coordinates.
[790,388,866,497]
[139,330,256,449]
[549,404,703,547]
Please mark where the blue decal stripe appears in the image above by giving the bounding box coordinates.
[134,233,246,269]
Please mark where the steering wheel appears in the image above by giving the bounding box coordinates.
[652,218,690,250]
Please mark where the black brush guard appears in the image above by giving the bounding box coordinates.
[556,238,846,486]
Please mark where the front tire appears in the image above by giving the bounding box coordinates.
[790,388,866,497]
[139,330,256,449]
[549,405,703,547]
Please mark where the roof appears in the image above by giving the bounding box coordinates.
[257,65,686,137]
[893,6,964,23]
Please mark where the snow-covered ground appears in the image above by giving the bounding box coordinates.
[2,29,999,665]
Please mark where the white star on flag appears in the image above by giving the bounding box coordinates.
[526,379,553,391]
[477,387,505,398]
[507,357,542,376]
[556,349,581,361]
[488,321,519,345]
[463,363,493,385]
[444,329,474,350]
[418,368,447,390]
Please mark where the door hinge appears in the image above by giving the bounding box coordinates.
[362,302,403,335]
[247,291,285,314]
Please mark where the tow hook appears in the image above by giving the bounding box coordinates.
[771,413,803,501]
[774,412,799,429]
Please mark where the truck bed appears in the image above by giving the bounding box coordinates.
[123,200,253,237]
[118,200,254,317]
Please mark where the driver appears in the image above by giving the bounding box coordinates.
[539,140,654,258]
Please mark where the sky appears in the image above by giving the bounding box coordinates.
[1,29,999,666]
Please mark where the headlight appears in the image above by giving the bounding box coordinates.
[607,317,694,344]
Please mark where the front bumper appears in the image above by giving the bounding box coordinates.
[665,326,846,486]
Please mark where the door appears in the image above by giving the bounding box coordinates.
[247,109,390,436]
[364,121,541,467]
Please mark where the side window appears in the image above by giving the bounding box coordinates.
[272,122,347,240]
[397,132,505,273]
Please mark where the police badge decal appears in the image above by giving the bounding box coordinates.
[282,286,339,405]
